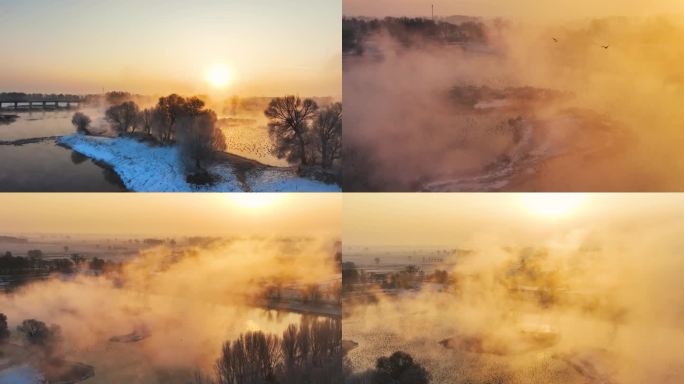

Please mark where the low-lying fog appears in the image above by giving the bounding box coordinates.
[343,15,684,191]
[343,212,684,383]
[1,237,340,383]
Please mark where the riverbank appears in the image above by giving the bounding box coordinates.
[58,134,340,192]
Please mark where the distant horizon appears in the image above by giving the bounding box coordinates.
[0,90,339,100]
[341,11,684,26]
[343,0,684,22]
[1,231,336,241]
[343,194,684,247]
[0,0,341,97]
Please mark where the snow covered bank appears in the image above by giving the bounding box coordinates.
[58,134,340,192]
[247,169,341,192]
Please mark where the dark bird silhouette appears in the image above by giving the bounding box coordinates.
[552,37,558,43]
[601,45,610,49]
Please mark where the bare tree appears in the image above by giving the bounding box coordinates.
[71,112,92,135]
[208,318,343,384]
[154,94,206,143]
[105,101,140,135]
[215,331,281,384]
[313,102,342,169]
[296,318,312,365]
[281,324,298,370]
[16,319,62,355]
[176,110,227,174]
[138,108,154,136]
[151,105,172,143]
[264,96,318,165]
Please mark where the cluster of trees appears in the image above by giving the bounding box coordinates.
[72,94,226,176]
[105,95,206,142]
[0,314,62,354]
[343,17,488,54]
[196,317,343,384]
[106,95,225,174]
[427,269,450,285]
[0,251,120,276]
[17,319,62,349]
[379,266,424,290]
[264,96,342,171]
[71,92,342,183]
[343,262,452,292]
[261,281,341,306]
[347,351,430,384]
[71,112,92,134]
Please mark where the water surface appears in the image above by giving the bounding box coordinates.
[0,110,125,191]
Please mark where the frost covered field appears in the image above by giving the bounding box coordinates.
[59,134,339,192]
[220,118,288,167]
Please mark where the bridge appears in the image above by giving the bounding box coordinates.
[0,100,81,110]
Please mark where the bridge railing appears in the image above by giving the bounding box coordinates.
[0,101,81,110]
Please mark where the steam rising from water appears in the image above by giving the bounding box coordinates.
[0,237,339,381]
[344,16,684,191]
[344,220,684,383]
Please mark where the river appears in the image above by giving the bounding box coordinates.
[0,109,125,191]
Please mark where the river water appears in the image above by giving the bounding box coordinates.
[0,109,125,191]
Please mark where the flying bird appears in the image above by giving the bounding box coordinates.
[601,45,610,49]
[552,37,558,43]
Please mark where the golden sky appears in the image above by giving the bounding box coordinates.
[0,193,341,237]
[0,0,341,97]
[344,193,684,247]
[344,0,684,21]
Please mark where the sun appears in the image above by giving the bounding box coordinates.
[228,194,280,210]
[520,193,587,218]
[206,65,233,89]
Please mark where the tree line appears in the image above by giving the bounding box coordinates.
[72,94,227,180]
[0,313,63,356]
[0,251,121,276]
[73,94,342,184]
[343,17,488,54]
[342,263,448,290]
[194,317,343,384]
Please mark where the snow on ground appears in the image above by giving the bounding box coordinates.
[247,169,340,192]
[58,134,340,192]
